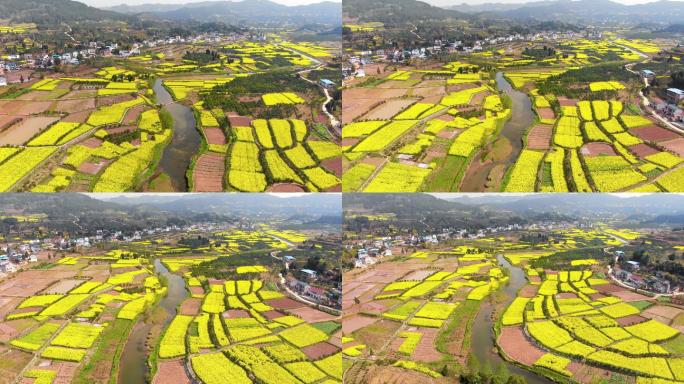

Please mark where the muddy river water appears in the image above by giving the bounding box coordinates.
[470,254,552,384]
[153,79,201,191]
[117,258,187,384]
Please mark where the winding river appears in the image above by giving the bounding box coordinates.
[470,254,552,384]
[153,79,201,191]
[460,72,535,191]
[118,259,188,384]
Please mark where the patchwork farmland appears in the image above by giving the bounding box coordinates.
[342,36,684,192]
[0,199,342,384]
[343,192,684,383]
[0,37,341,192]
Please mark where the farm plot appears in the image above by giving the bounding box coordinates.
[499,266,684,382]
[225,118,340,192]
[343,247,507,379]
[155,259,341,384]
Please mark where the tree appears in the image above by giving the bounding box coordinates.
[506,375,526,384]
[672,70,684,89]
[19,75,23,83]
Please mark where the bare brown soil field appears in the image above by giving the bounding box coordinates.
[356,299,397,316]
[595,284,624,294]
[227,114,252,127]
[81,138,103,148]
[266,297,305,310]
[321,158,342,177]
[0,115,21,131]
[556,292,579,299]
[411,86,446,98]
[105,126,137,135]
[44,279,84,294]
[342,98,378,124]
[203,128,226,145]
[62,90,97,99]
[642,305,683,319]
[628,143,659,158]
[0,116,57,145]
[192,153,225,192]
[189,286,204,296]
[61,110,91,123]
[224,309,251,318]
[660,138,684,157]
[0,349,32,384]
[469,90,488,106]
[526,124,553,150]
[399,327,441,362]
[96,94,135,107]
[301,341,339,360]
[49,361,80,384]
[342,88,408,124]
[261,310,286,320]
[54,98,96,114]
[611,290,653,302]
[179,298,202,316]
[641,312,671,325]
[153,360,191,384]
[122,104,145,125]
[421,95,444,104]
[341,138,360,147]
[361,157,384,167]
[267,183,305,192]
[557,97,578,106]
[567,361,613,384]
[288,306,337,323]
[78,161,108,175]
[345,363,440,384]
[519,284,540,298]
[377,80,414,89]
[343,283,380,310]
[437,129,459,139]
[498,325,545,366]
[581,142,617,156]
[536,108,555,120]
[402,269,436,281]
[342,314,378,334]
[0,100,52,115]
[352,318,402,352]
[631,125,681,142]
[0,297,23,322]
[615,315,648,326]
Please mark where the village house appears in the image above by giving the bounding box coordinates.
[666,88,684,104]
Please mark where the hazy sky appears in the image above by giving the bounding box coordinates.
[425,0,682,5]
[83,0,340,6]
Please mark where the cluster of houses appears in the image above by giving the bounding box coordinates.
[0,242,42,274]
[349,220,597,269]
[343,29,597,81]
[612,250,678,294]
[0,31,249,87]
[283,257,342,309]
[640,69,684,126]
[0,220,240,279]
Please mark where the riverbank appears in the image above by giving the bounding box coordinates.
[460,72,535,192]
[117,258,187,384]
[152,79,201,192]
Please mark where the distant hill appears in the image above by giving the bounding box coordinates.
[0,0,134,26]
[448,0,684,24]
[99,193,342,217]
[343,0,470,24]
[106,0,342,26]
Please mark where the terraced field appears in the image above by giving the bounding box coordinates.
[342,37,683,192]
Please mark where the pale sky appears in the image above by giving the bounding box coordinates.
[425,0,682,5]
[83,0,340,7]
